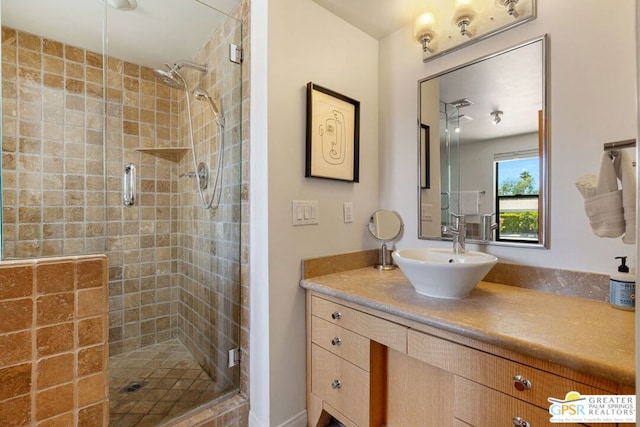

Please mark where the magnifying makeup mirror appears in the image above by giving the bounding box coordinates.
[368,210,404,270]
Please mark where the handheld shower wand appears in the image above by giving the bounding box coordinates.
[193,88,224,127]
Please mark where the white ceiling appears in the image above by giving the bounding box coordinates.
[2,0,240,69]
[313,0,436,40]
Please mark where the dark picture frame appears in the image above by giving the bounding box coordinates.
[305,82,360,182]
[420,124,430,189]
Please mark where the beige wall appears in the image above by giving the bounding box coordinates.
[0,255,108,426]
[253,0,380,424]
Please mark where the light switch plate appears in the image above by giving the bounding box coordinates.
[292,200,319,226]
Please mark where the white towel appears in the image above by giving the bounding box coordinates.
[576,153,625,238]
[584,190,625,237]
[615,149,636,244]
[597,152,618,193]
[459,191,480,215]
[574,174,597,199]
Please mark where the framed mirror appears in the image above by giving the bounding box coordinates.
[418,35,548,248]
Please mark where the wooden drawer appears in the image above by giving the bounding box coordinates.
[311,295,407,352]
[454,376,601,427]
[408,329,613,411]
[312,315,370,370]
[311,344,369,426]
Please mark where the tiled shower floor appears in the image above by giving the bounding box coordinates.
[109,339,217,427]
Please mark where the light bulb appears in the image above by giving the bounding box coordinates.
[414,13,436,54]
[414,13,435,40]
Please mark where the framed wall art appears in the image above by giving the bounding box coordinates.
[306,82,360,182]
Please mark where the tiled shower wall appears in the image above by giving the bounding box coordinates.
[2,13,242,362]
[0,255,109,426]
[0,24,178,354]
[1,1,248,422]
[1,27,106,258]
[175,13,243,393]
[104,45,179,357]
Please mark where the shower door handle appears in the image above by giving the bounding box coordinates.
[123,163,136,206]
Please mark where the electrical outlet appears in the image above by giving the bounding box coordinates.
[421,204,433,221]
[343,202,353,223]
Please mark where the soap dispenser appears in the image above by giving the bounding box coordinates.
[610,256,635,311]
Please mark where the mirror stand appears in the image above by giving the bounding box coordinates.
[368,210,404,271]
[376,242,395,271]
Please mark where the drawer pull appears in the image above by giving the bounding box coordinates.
[331,311,342,320]
[331,336,342,346]
[512,417,530,427]
[513,375,532,391]
[331,379,342,389]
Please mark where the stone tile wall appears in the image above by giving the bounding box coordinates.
[0,0,249,423]
[0,255,109,426]
[173,7,243,394]
[103,46,178,357]
[1,27,106,258]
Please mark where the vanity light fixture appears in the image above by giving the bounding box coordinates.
[503,0,520,18]
[413,0,536,63]
[453,0,476,38]
[414,13,437,59]
[491,110,503,125]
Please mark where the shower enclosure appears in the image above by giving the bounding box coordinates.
[439,101,461,228]
[1,0,243,424]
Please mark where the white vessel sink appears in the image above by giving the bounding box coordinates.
[392,248,498,299]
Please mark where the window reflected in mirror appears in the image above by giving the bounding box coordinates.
[495,153,539,242]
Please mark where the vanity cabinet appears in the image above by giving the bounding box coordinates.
[305,291,633,427]
[307,295,407,426]
[408,329,619,427]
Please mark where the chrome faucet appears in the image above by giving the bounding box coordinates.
[480,213,498,242]
[443,213,466,254]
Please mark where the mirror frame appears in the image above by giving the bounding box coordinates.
[417,35,549,249]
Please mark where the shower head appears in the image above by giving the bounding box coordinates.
[193,88,223,122]
[153,60,208,89]
[153,65,185,89]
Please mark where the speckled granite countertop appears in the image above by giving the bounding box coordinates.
[301,267,635,387]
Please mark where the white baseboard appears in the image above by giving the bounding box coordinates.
[277,410,307,427]
[248,410,307,427]
[248,410,266,427]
